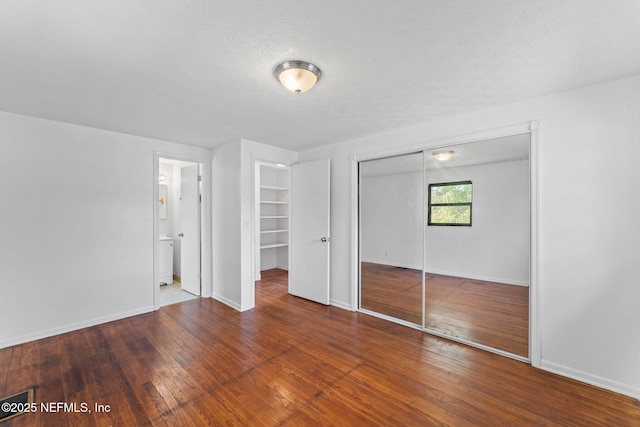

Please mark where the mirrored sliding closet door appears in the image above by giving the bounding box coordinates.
[359,134,531,360]
[359,152,424,326]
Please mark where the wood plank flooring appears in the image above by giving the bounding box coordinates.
[1,269,638,425]
[361,262,529,357]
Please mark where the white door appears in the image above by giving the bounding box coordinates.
[180,164,201,296]
[289,159,331,304]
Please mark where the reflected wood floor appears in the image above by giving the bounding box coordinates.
[1,269,638,426]
[361,262,528,357]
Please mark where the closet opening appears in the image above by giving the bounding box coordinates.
[254,161,291,304]
[358,132,533,361]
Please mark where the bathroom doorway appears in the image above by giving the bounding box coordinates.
[158,157,203,306]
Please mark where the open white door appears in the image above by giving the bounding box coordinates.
[289,159,331,304]
[180,164,201,296]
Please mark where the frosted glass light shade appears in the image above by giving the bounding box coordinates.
[274,60,321,94]
[433,151,454,161]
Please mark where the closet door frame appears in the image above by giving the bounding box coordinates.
[352,122,540,367]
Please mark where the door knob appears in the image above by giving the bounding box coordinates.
[320,237,330,242]
[178,233,184,237]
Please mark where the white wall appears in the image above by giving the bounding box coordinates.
[158,162,174,238]
[360,171,424,269]
[298,74,640,399]
[425,160,529,285]
[211,140,242,309]
[0,111,211,348]
[361,159,530,286]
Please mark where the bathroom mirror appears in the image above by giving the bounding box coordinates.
[159,184,168,219]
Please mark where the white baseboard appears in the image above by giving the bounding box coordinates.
[211,293,244,312]
[361,259,419,270]
[361,259,528,287]
[425,269,529,287]
[0,305,155,350]
[260,264,289,271]
[540,360,640,401]
[330,299,354,311]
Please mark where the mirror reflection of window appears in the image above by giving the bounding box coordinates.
[424,135,530,358]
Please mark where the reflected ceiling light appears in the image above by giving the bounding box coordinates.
[433,150,454,161]
[274,60,321,94]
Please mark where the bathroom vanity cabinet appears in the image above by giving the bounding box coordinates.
[159,237,174,285]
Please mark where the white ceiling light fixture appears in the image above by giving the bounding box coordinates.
[433,150,454,161]
[274,60,322,94]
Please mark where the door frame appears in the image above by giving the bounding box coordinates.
[153,151,212,310]
[251,157,292,307]
[350,121,540,367]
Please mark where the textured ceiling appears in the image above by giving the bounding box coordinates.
[1,1,639,151]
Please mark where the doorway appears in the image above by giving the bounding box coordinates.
[358,132,533,361]
[253,158,332,309]
[158,157,203,306]
[254,161,291,305]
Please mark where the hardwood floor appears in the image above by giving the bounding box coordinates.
[361,262,529,357]
[1,269,638,426]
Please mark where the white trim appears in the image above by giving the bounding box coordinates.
[252,158,293,301]
[360,259,421,271]
[0,306,154,349]
[330,299,353,311]
[424,268,528,287]
[253,157,260,283]
[359,308,423,331]
[153,155,160,310]
[540,360,640,401]
[211,294,243,311]
[529,120,541,368]
[421,151,426,329]
[154,150,213,309]
[350,156,359,311]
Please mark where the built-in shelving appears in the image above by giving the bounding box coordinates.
[260,229,288,234]
[260,242,289,249]
[260,185,288,192]
[257,163,290,274]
